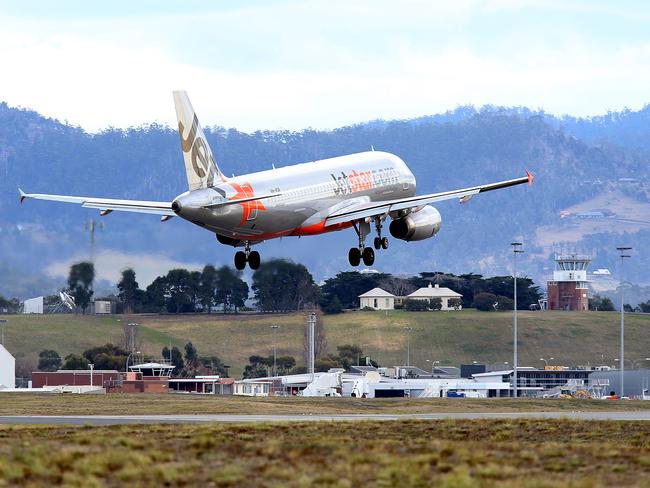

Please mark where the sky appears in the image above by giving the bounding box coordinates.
[1,0,650,132]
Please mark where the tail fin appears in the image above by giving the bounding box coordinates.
[173,90,226,190]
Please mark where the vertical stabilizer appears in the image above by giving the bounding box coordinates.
[173,90,225,190]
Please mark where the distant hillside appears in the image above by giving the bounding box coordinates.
[3,310,649,379]
[1,101,649,298]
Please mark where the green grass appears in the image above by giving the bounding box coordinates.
[0,419,649,486]
[0,394,649,416]
[3,310,649,378]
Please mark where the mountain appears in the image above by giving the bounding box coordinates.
[1,102,649,300]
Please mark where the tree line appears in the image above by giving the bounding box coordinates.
[320,271,542,312]
[37,341,227,378]
[27,259,648,315]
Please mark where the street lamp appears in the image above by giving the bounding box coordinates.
[125,350,141,373]
[270,325,279,376]
[426,359,440,374]
[616,246,631,397]
[539,357,554,367]
[511,242,524,398]
[403,327,413,367]
[0,319,6,346]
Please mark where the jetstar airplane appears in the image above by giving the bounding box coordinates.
[19,91,533,270]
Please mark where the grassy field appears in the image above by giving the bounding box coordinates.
[1,394,649,416]
[0,419,649,486]
[2,310,649,378]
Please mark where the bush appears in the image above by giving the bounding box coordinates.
[361,306,375,311]
[472,292,499,311]
[404,299,429,311]
[496,296,514,310]
[321,294,343,314]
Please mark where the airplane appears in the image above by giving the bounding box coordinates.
[19,91,533,271]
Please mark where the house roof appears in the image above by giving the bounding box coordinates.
[358,287,395,298]
[407,283,462,298]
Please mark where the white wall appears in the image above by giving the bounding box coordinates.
[0,345,16,389]
[23,296,44,314]
[360,296,394,310]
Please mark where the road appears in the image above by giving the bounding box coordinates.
[1,411,649,425]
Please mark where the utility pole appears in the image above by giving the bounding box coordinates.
[616,246,631,397]
[308,313,316,382]
[511,242,524,398]
[270,325,279,376]
[403,326,413,367]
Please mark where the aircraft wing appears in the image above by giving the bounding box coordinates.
[18,189,175,216]
[325,171,533,226]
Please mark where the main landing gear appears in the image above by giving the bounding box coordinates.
[348,218,389,267]
[234,241,260,271]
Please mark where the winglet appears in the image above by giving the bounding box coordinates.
[18,188,26,204]
[526,170,534,186]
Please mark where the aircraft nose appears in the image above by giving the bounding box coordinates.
[171,200,182,213]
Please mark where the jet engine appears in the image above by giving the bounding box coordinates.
[389,205,442,241]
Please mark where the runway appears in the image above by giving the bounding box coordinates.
[1,411,649,425]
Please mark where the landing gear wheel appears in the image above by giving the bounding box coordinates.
[248,250,261,270]
[381,237,389,250]
[373,237,381,250]
[362,247,375,266]
[348,248,361,267]
[234,251,247,270]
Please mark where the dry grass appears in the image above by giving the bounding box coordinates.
[3,310,649,378]
[0,419,649,486]
[0,394,649,416]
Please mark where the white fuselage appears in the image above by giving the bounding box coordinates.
[172,151,416,243]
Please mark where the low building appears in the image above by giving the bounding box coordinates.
[32,370,119,388]
[94,300,115,314]
[472,368,595,397]
[359,288,395,310]
[358,284,463,311]
[169,376,235,395]
[406,284,463,310]
[23,296,44,314]
[0,344,16,389]
[121,362,173,393]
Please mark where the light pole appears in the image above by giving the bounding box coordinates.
[511,242,524,398]
[0,319,6,346]
[125,350,141,374]
[539,357,554,368]
[615,357,650,370]
[270,325,279,376]
[127,323,139,353]
[308,313,316,382]
[426,359,440,374]
[403,326,413,367]
[616,246,631,397]
[89,363,94,387]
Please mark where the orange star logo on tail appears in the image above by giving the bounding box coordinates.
[229,181,266,224]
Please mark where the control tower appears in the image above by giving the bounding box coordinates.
[547,254,591,311]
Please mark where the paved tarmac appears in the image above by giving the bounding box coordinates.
[1,411,649,425]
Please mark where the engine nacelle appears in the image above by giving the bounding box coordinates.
[389,205,442,241]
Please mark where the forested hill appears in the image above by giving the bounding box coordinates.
[1,101,649,298]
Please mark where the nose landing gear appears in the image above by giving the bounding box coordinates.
[234,241,261,270]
